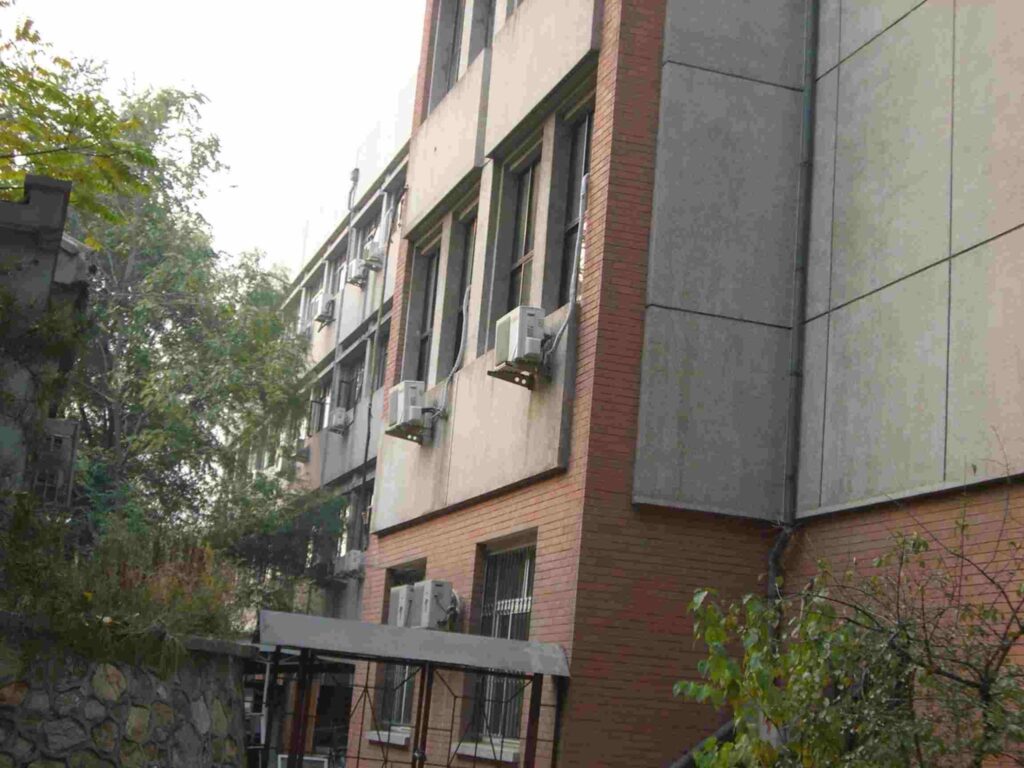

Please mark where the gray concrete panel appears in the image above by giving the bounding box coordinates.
[831,1,952,307]
[952,0,1024,254]
[947,227,1024,484]
[633,307,790,519]
[322,388,384,486]
[484,0,599,154]
[797,316,828,513]
[818,0,841,76]
[648,65,802,327]
[841,0,927,59]
[405,54,488,231]
[663,0,806,88]
[807,68,837,320]
[821,265,948,506]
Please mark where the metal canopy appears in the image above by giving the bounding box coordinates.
[259,610,570,677]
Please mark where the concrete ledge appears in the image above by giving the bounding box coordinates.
[367,728,411,747]
[452,740,520,763]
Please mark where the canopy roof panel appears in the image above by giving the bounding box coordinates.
[258,610,570,678]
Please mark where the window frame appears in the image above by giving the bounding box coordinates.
[558,111,593,307]
[416,248,441,384]
[507,159,539,313]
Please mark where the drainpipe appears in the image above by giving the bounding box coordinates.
[670,1,819,765]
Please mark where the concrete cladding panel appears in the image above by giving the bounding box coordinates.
[633,307,789,520]
[663,0,807,88]
[807,68,837,320]
[797,316,828,512]
[831,0,953,308]
[648,65,802,327]
[952,0,1024,254]
[818,0,841,75]
[372,306,574,531]
[820,264,948,507]
[947,226,1024,484]
[840,0,928,57]
[484,0,600,154]
[405,53,487,231]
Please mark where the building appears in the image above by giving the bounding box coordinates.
[281,1,1024,766]
[0,176,88,517]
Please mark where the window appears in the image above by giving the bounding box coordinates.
[307,377,331,436]
[329,258,344,295]
[429,0,466,109]
[559,112,592,306]
[377,563,426,730]
[472,546,536,741]
[506,0,527,17]
[449,216,476,375]
[302,270,325,329]
[335,352,365,412]
[508,160,539,312]
[373,325,390,391]
[416,250,441,383]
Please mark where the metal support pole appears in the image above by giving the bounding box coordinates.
[413,664,434,768]
[261,648,282,768]
[288,650,313,768]
[550,676,568,768]
[409,665,427,768]
[522,674,544,768]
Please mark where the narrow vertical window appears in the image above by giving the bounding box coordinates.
[445,0,466,92]
[450,216,476,374]
[373,325,390,391]
[416,251,441,383]
[559,113,592,307]
[508,160,539,313]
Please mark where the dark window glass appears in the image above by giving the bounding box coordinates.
[508,161,538,312]
[373,325,390,391]
[416,252,440,383]
[559,112,592,307]
[471,546,536,740]
[451,217,476,374]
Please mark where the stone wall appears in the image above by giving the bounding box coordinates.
[0,633,250,768]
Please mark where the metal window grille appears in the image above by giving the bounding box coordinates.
[473,546,535,740]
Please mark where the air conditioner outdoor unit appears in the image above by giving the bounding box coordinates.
[314,298,335,325]
[299,325,312,342]
[410,580,454,630]
[346,257,368,288]
[327,407,353,435]
[362,239,384,271]
[384,380,428,443]
[488,306,546,389]
[294,438,310,463]
[388,584,415,627]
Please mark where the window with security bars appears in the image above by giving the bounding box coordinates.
[471,546,536,741]
[377,564,425,730]
[507,161,539,313]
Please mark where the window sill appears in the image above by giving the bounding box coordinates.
[367,728,411,747]
[451,741,520,763]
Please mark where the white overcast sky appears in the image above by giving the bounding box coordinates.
[23,1,423,277]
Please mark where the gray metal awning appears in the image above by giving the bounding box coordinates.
[259,610,570,678]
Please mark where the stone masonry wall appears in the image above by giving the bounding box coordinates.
[0,633,248,768]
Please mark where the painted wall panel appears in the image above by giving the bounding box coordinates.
[648,65,801,327]
[797,316,828,513]
[818,0,841,75]
[952,0,1024,254]
[831,0,952,307]
[947,227,1024,484]
[663,0,806,88]
[633,307,789,520]
[821,265,948,506]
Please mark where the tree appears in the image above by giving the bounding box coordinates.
[0,1,155,219]
[677,501,1024,767]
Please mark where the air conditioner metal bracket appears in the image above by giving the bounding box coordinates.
[487,361,540,390]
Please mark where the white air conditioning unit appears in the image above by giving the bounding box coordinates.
[362,239,384,271]
[385,380,428,443]
[388,584,415,627]
[346,257,368,288]
[410,580,454,630]
[489,306,546,388]
[327,407,353,435]
[314,298,335,325]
